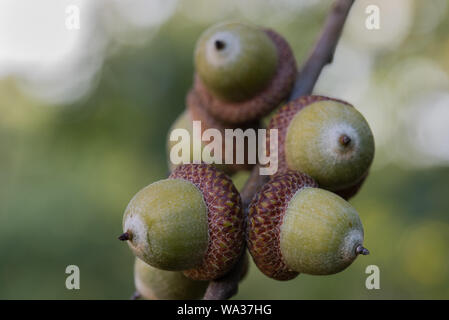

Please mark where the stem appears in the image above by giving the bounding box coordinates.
[356,245,370,256]
[118,232,131,241]
[289,0,355,100]
[215,40,226,50]
[339,134,351,146]
[203,0,355,300]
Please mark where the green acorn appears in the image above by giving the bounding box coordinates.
[193,21,297,124]
[195,21,278,102]
[247,171,368,280]
[166,110,197,174]
[134,258,208,300]
[268,96,375,198]
[120,164,245,281]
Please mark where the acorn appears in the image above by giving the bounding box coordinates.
[167,92,261,175]
[120,163,245,281]
[193,21,297,124]
[166,109,199,173]
[166,108,236,176]
[267,95,374,198]
[247,171,368,280]
[134,258,208,300]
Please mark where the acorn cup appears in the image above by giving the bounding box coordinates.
[247,171,369,281]
[267,95,375,199]
[193,21,297,124]
[120,163,245,281]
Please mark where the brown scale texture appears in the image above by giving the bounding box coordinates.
[247,171,318,280]
[194,29,297,125]
[169,164,245,280]
[266,95,362,200]
[187,89,261,173]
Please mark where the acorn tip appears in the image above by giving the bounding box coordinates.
[339,134,351,146]
[356,245,370,256]
[214,39,226,50]
[118,232,131,241]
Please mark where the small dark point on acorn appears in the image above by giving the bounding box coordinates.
[355,245,370,256]
[130,291,141,300]
[339,134,351,147]
[215,40,226,50]
[118,232,131,241]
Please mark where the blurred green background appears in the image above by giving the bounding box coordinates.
[1,0,449,299]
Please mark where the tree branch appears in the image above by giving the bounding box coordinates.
[203,0,355,300]
[290,0,355,100]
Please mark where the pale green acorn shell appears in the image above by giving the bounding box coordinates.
[166,111,197,173]
[123,179,209,271]
[285,100,375,191]
[280,188,364,275]
[134,258,208,300]
[195,21,278,102]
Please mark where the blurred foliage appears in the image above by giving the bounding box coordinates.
[1,0,449,299]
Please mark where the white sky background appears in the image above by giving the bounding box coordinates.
[0,0,98,102]
[0,0,448,169]
[0,0,179,103]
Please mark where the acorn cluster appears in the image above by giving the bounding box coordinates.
[119,22,374,299]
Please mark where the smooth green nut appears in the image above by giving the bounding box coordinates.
[195,21,278,102]
[280,188,365,275]
[166,110,237,175]
[166,111,197,173]
[134,258,208,300]
[123,179,209,271]
[285,100,375,191]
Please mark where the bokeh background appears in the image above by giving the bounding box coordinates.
[1,0,449,299]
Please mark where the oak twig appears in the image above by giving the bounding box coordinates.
[290,0,355,101]
[202,0,355,300]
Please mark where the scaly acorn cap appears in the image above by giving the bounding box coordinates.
[267,95,374,199]
[194,27,297,124]
[247,171,368,280]
[121,164,244,281]
[134,258,208,300]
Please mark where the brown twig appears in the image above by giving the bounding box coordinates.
[203,250,247,300]
[202,0,355,300]
[289,0,355,101]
